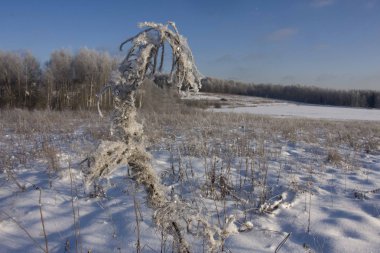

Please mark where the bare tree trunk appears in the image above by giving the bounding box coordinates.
[89,77,94,108]
[24,65,28,107]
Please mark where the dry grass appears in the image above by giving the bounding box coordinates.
[1,94,379,183]
[1,89,379,252]
[140,102,380,156]
[326,149,342,165]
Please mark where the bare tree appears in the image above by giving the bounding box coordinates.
[0,51,24,107]
[45,50,73,109]
[0,51,41,108]
[22,52,41,108]
[73,48,116,109]
[73,48,96,108]
[95,51,116,109]
[42,67,54,110]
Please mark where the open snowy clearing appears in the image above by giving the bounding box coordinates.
[214,103,380,121]
[1,108,379,253]
[187,92,380,121]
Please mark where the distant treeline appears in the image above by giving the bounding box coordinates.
[201,77,380,109]
[0,49,117,110]
[2,49,380,110]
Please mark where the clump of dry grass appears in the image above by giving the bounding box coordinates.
[326,149,342,165]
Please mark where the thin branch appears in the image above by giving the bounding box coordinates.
[152,46,158,74]
[119,28,154,51]
[38,188,49,253]
[275,232,291,253]
[69,164,80,253]
[4,168,26,191]
[133,195,141,253]
[158,43,165,72]
[96,85,112,118]
[1,211,47,253]
[168,21,180,36]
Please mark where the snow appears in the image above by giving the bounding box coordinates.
[189,92,380,121]
[215,103,380,121]
[1,108,380,252]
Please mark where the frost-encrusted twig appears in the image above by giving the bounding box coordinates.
[259,192,287,213]
[117,21,203,94]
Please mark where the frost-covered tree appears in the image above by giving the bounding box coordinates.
[91,21,203,180]
[96,21,203,115]
[87,22,231,252]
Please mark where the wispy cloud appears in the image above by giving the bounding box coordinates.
[311,0,335,8]
[242,52,281,62]
[282,75,297,84]
[242,53,267,62]
[267,28,298,41]
[313,43,330,50]
[365,0,377,9]
[315,73,337,83]
[214,54,235,63]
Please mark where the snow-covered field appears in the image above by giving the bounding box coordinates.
[215,103,380,121]
[1,104,379,253]
[196,92,380,121]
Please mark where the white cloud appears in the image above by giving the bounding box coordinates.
[311,0,335,8]
[267,28,298,41]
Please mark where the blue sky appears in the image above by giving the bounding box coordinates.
[1,0,379,90]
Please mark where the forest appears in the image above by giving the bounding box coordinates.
[201,77,380,109]
[0,49,116,110]
[1,50,380,110]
